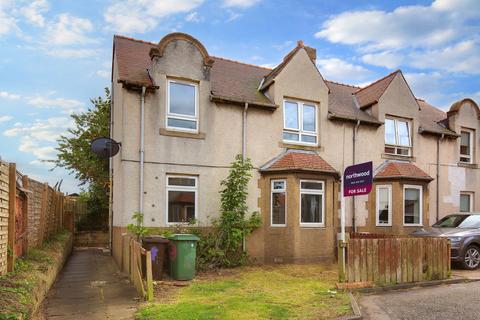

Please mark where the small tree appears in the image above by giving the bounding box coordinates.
[217,154,261,266]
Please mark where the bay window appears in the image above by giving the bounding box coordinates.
[166,175,197,224]
[300,180,324,227]
[167,80,198,132]
[385,118,411,156]
[271,180,286,226]
[403,185,422,226]
[283,100,317,145]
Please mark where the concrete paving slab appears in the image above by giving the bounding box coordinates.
[41,248,140,319]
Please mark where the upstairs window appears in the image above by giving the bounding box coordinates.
[283,100,317,145]
[385,118,411,156]
[167,80,198,132]
[460,130,473,163]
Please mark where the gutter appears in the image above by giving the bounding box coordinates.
[139,86,146,214]
[210,94,277,110]
[328,112,382,126]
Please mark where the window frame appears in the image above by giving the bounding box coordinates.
[459,129,474,164]
[460,192,474,212]
[166,79,199,133]
[282,99,318,146]
[403,184,423,227]
[376,185,392,227]
[384,117,412,157]
[270,179,287,227]
[299,180,325,227]
[165,175,198,225]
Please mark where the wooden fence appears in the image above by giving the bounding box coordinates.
[344,236,451,286]
[121,234,153,301]
[0,159,73,275]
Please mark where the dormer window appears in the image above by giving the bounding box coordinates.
[460,129,473,163]
[166,79,198,132]
[384,118,411,156]
[283,99,317,145]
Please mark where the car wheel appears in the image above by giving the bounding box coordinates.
[463,245,480,270]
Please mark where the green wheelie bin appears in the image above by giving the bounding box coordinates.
[168,234,200,280]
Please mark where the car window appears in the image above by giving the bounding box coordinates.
[433,215,480,228]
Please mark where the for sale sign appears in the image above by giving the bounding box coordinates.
[343,161,373,197]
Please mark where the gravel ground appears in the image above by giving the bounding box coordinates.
[359,281,480,320]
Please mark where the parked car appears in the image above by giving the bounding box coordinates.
[411,213,480,270]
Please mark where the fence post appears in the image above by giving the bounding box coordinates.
[22,176,29,254]
[7,163,16,272]
[146,250,154,301]
[338,239,346,283]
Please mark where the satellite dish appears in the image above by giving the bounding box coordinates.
[91,137,120,158]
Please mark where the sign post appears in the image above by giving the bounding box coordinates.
[338,161,373,282]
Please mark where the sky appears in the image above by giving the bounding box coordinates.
[0,0,479,194]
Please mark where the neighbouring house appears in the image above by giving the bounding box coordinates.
[110,32,480,265]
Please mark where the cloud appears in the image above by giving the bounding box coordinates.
[46,48,99,58]
[104,0,204,34]
[316,58,374,84]
[96,70,110,78]
[222,0,261,8]
[4,117,74,160]
[20,0,49,27]
[0,1,17,36]
[185,11,202,22]
[315,0,480,76]
[362,51,403,69]
[26,94,84,114]
[0,91,21,100]
[225,10,241,22]
[44,13,94,46]
[0,116,12,123]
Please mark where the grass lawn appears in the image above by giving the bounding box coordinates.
[136,264,352,320]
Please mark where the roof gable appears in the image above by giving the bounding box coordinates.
[260,150,338,175]
[354,70,399,108]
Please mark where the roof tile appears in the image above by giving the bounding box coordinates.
[261,150,337,174]
[375,161,433,181]
[354,70,399,108]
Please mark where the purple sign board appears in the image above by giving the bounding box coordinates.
[343,161,373,197]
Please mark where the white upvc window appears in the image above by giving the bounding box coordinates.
[460,192,474,212]
[384,118,412,156]
[460,129,474,163]
[166,79,198,132]
[376,185,392,226]
[299,180,324,227]
[166,175,198,224]
[271,180,286,227]
[283,99,317,145]
[403,185,422,226]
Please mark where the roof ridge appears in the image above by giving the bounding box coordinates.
[325,79,360,89]
[114,34,157,46]
[211,56,272,70]
[354,69,401,94]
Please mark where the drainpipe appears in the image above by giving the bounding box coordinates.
[352,120,360,232]
[139,86,146,214]
[242,102,248,252]
[436,134,444,222]
[242,102,249,160]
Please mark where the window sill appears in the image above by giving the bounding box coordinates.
[381,153,415,162]
[160,128,206,139]
[403,224,423,227]
[375,225,392,227]
[279,141,323,151]
[457,162,478,169]
[299,224,325,228]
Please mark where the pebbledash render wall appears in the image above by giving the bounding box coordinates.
[110,32,480,265]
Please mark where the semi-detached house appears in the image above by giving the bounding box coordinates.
[110,32,480,265]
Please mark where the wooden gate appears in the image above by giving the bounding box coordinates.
[14,191,27,258]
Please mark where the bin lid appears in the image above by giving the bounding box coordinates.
[168,234,200,241]
[142,235,170,243]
